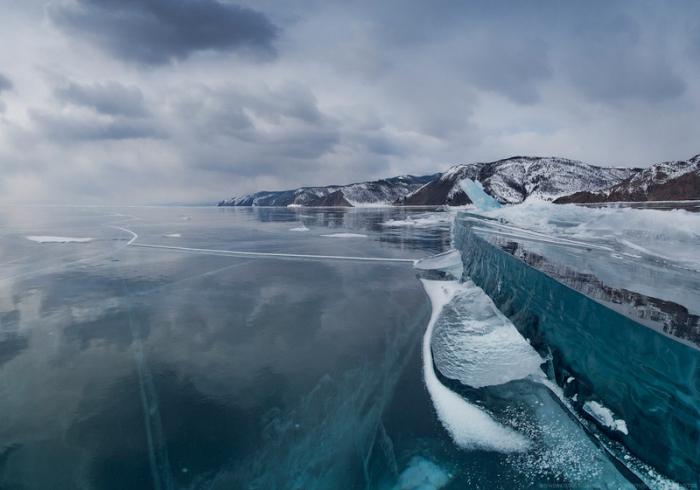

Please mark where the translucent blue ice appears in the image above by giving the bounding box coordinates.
[459,179,501,211]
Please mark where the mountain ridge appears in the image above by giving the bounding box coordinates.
[554,154,700,204]
[219,154,699,207]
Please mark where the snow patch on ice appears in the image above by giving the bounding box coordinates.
[583,401,629,435]
[393,457,451,490]
[420,279,531,452]
[320,233,368,238]
[163,233,181,238]
[26,236,93,243]
[289,225,309,232]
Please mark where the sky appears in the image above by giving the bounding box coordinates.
[1,0,699,204]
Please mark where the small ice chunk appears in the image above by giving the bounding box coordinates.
[26,236,93,243]
[320,233,368,238]
[583,400,629,435]
[289,225,309,232]
[566,376,575,384]
[163,233,181,238]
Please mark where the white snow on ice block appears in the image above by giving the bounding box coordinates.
[583,400,629,435]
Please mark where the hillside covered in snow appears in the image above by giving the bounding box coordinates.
[218,174,437,207]
[397,157,637,206]
[555,155,700,204]
[219,154,699,207]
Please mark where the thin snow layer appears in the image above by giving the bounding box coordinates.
[382,213,453,228]
[482,200,700,270]
[392,457,451,490]
[420,279,530,452]
[26,235,93,243]
[459,179,501,211]
[289,225,309,232]
[583,401,629,435]
[162,233,181,238]
[431,280,544,388]
[320,233,368,238]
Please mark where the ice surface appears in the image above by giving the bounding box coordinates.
[392,457,451,490]
[583,401,629,435]
[459,179,502,211]
[26,235,93,243]
[320,233,368,238]
[162,233,181,238]
[420,279,531,452]
[430,280,545,388]
[414,250,463,279]
[482,200,700,271]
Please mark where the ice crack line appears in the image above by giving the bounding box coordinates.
[110,225,138,245]
[114,226,415,264]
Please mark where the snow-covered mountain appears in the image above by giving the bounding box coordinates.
[219,155,699,208]
[218,174,438,207]
[397,157,637,206]
[555,155,700,204]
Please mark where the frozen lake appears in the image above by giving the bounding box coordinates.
[0,205,695,489]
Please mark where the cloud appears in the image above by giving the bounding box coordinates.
[1,0,700,204]
[461,35,552,105]
[0,72,11,92]
[562,12,686,104]
[54,81,148,116]
[49,0,278,65]
[169,83,341,174]
[31,111,164,141]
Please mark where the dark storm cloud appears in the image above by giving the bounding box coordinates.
[0,72,12,92]
[347,0,691,106]
[564,13,686,103]
[32,111,164,141]
[50,0,278,65]
[173,83,341,174]
[463,36,551,105]
[55,81,148,116]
